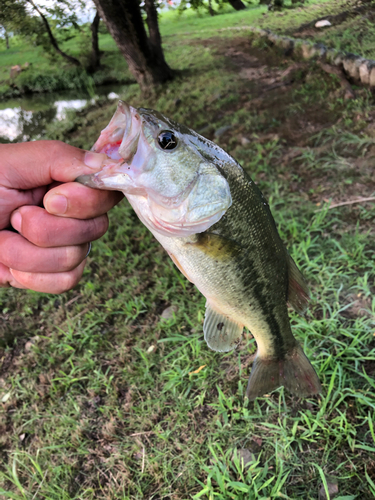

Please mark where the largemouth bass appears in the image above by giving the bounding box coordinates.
[77,101,322,400]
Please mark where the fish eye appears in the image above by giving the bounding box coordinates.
[157,130,178,151]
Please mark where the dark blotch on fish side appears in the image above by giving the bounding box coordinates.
[217,322,224,331]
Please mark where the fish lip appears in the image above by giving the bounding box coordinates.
[76,101,145,191]
[91,100,141,163]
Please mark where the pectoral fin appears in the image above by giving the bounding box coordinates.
[204,303,243,352]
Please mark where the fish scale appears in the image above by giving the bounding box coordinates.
[76,100,322,401]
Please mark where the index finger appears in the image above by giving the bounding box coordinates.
[44,182,124,219]
[0,140,108,190]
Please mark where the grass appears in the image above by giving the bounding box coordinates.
[1,1,375,498]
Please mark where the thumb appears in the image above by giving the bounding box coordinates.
[0,140,107,190]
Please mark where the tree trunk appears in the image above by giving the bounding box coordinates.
[93,0,174,93]
[27,0,81,66]
[227,0,246,10]
[5,31,9,49]
[208,0,216,16]
[87,11,101,72]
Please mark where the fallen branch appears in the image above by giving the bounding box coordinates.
[315,197,375,212]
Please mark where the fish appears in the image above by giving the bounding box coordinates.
[77,101,322,400]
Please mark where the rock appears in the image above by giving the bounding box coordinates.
[10,65,22,80]
[278,37,294,52]
[333,52,345,66]
[233,448,255,468]
[359,61,371,85]
[301,43,326,60]
[318,480,339,500]
[268,33,280,45]
[240,136,251,146]
[1,392,11,403]
[325,48,338,65]
[315,20,332,28]
[25,341,34,352]
[343,54,364,81]
[161,305,178,320]
[370,66,375,88]
[214,125,231,138]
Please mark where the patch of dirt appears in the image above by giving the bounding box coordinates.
[341,293,373,319]
[204,36,375,206]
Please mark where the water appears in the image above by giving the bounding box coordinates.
[0,86,125,143]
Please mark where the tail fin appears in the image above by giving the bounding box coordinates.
[246,343,322,400]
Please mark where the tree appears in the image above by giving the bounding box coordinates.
[0,0,29,49]
[92,0,174,93]
[226,0,246,10]
[87,11,101,73]
[27,0,81,66]
[0,0,102,71]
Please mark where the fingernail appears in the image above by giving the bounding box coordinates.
[45,193,68,215]
[11,211,22,232]
[84,151,107,170]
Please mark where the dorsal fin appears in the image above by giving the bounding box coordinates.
[287,255,310,314]
[204,302,243,352]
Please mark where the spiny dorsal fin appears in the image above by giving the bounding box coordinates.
[204,303,243,352]
[287,255,310,314]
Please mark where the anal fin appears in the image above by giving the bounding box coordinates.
[246,343,322,400]
[204,303,243,352]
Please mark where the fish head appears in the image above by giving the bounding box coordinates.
[77,101,232,237]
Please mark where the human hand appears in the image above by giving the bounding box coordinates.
[0,140,123,293]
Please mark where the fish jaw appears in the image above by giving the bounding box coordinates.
[92,100,142,162]
[76,101,149,194]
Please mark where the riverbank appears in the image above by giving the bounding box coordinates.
[0,29,132,100]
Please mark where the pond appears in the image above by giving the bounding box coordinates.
[0,85,126,143]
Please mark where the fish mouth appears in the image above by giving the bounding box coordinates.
[76,100,144,193]
[76,100,196,205]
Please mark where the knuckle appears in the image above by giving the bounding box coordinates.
[18,207,51,247]
[48,140,66,157]
[58,245,86,272]
[89,215,109,239]
[57,267,83,293]
[1,241,21,269]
